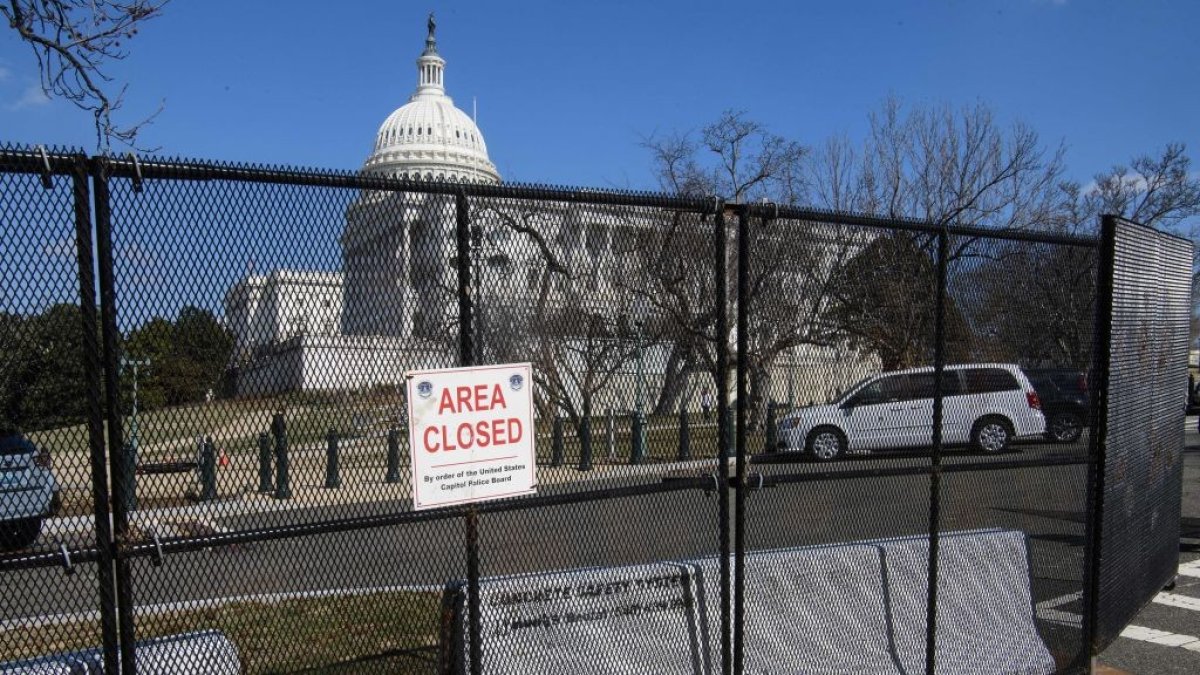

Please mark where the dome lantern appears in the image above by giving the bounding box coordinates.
[362,15,500,184]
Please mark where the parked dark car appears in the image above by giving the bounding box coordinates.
[1025,368,1090,443]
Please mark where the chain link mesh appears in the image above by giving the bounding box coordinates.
[0,146,1189,674]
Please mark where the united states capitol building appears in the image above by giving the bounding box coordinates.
[225,17,873,403]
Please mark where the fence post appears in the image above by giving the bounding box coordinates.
[92,156,138,675]
[325,428,341,489]
[72,153,119,674]
[678,408,691,461]
[924,226,950,675]
[764,403,778,453]
[199,437,217,502]
[630,412,645,465]
[551,416,564,467]
[1080,215,1118,664]
[273,412,291,499]
[578,403,593,471]
[257,432,273,493]
[386,425,401,483]
[713,200,732,675]
[722,407,733,458]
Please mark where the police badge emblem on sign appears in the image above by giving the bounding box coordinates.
[406,363,536,510]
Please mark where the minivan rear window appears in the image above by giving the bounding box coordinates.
[907,372,964,399]
[963,368,1020,394]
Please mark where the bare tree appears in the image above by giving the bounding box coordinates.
[642,111,829,423]
[2,0,167,151]
[820,98,1074,370]
[1078,143,1200,233]
[965,143,1200,368]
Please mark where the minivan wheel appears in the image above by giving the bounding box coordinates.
[972,417,1013,454]
[0,517,42,551]
[806,427,846,461]
[1046,411,1083,444]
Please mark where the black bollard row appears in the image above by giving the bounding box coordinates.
[630,413,645,465]
[578,413,593,471]
[677,408,691,461]
[257,432,273,493]
[325,428,341,489]
[764,403,778,453]
[386,427,401,483]
[273,412,292,500]
[551,416,564,468]
[199,437,217,502]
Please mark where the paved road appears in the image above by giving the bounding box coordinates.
[3,428,1193,674]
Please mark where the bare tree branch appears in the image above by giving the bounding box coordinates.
[2,0,167,152]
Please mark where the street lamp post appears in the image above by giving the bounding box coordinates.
[631,297,648,464]
[120,357,149,512]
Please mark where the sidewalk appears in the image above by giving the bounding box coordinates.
[39,453,724,546]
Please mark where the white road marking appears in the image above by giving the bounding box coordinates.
[1120,625,1200,652]
[1154,592,1200,612]
[1177,558,1200,579]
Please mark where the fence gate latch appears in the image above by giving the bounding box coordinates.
[749,472,765,492]
[150,530,165,567]
[58,541,75,576]
[35,144,52,190]
[127,152,144,193]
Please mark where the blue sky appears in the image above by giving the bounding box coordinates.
[0,0,1196,191]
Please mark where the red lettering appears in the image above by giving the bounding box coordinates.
[439,425,457,451]
[457,422,474,449]
[491,417,507,445]
[457,386,473,412]
[508,418,522,444]
[490,384,506,410]
[424,426,440,452]
[475,419,491,447]
[472,384,487,411]
[438,388,455,415]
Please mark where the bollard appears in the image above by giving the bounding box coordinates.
[199,437,217,502]
[721,408,734,459]
[257,432,273,493]
[606,408,616,460]
[325,428,341,489]
[121,442,138,513]
[386,427,401,483]
[630,412,645,465]
[551,416,564,468]
[677,408,691,461]
[273,412,292,500]
[765,403,778,453]
[578,408,593,471]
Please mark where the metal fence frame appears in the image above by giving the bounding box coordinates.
[0,145,1188,674]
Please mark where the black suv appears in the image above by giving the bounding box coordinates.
[1025,368,1090,443]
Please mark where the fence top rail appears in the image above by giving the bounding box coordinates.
[92,153,720,212]
[0,144,84,174]
[745,202,1100,248]
[0,144,1098,247]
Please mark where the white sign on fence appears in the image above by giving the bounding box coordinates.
[407,363,537,510]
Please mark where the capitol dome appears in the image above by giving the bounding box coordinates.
[363,16,500,184]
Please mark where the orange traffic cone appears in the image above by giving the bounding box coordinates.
[218,448,230,468]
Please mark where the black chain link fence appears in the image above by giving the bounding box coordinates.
[0,144,1190,674]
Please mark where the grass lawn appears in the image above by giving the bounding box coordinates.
[3,591,441,674]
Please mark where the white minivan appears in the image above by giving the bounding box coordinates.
[777,364,1046,460]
